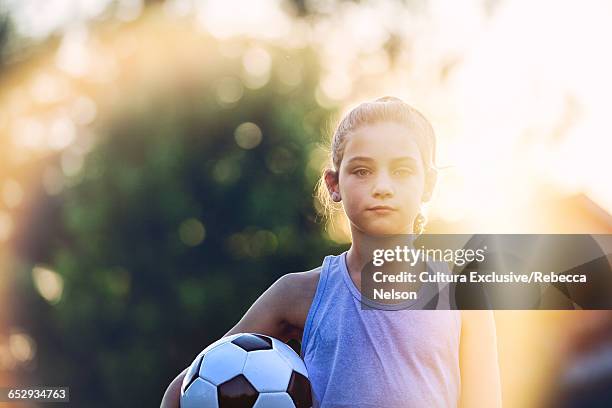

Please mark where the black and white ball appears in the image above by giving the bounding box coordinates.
[181,333,312,408]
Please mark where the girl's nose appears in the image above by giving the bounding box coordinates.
[372,173,394,199]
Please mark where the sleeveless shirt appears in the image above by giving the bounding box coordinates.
[300,251,462,408]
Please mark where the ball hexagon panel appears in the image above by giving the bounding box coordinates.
[218,374,259,408]
[243,349,292,392]
[287,371,312,408]
[271,338,308,377]
[252,392,296,408]
[232,333,273,352]
[200,342,248,386]
[182,378,219,408]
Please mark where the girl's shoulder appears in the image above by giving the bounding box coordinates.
[278,266,322,308]
[223,266,322,341]
[282,266,321,290]
[277,266,322,333]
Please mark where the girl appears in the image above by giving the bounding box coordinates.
[161,97,502,407]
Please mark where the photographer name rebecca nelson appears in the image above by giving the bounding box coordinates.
[372,271,587,284]
[372,288,418,300]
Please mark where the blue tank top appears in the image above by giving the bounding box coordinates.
[300,251,462,408]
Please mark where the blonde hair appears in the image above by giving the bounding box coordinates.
[314,96,437,235]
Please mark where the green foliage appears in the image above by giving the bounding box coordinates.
[21,45,346,407]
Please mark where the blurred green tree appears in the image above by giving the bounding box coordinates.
[15,43,345,407]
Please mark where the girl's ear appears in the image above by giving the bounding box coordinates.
[324,168,340,194]
[422,168,438,202]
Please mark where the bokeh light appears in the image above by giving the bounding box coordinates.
[32,265,64,305]
[179,218,206,247]
[234,122,263,150]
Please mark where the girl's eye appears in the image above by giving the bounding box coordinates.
[394,168,413,176]
[354,168,371,177]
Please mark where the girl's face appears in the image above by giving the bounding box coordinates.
[335,121,427,236]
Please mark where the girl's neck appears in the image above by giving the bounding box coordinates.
[345,227,416,282]
[345,245,369,282]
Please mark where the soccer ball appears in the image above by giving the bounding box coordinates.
[180,333,312,408]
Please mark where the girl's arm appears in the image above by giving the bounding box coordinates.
[458,310,502,408]
[160,272,312,408]
[160,368,188,408]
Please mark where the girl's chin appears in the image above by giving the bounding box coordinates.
[360,220,409,236]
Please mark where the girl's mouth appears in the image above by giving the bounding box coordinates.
[367,206,397,213]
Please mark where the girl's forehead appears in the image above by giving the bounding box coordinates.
[343,122,423,161]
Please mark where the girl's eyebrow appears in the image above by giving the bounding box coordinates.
[346,156,374,164]
[346,156,418,164]
[392,157,418,165]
